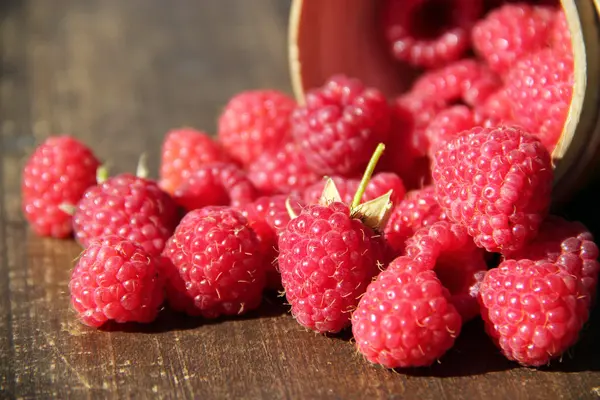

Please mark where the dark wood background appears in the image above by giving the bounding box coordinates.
[0,1,599,399]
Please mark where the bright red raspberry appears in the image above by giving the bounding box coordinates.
[69,236,165,327]
[551,9,572,55]
[21,135,100,238]
[479,259,589,366]
[73,173,179,256]
[472,4,555,75]
[217,90,295,166]
[476,88,514,122]
[506,216,600,306]
[505,48,574,152]
[291,75,391,176]
[278,202,386,333]
[162,207,266,318]
[381,0,483,68]
[352,256,462,368]
[159,128,229,195]
[384,186,447,256]
[432,125,554,254]
[424,105,476,155]
[247,143,319,196]
[303,173,406,207]
[172,162,257,211]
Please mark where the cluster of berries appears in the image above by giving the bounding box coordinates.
[19,0,598,370]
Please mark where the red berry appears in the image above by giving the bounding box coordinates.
[551,9,572,56]
[472,4,555,75]
[218,90,296,166]
[159,128,229,195]
[21,135,100,238]
[162,207,266,318]
[381,0,483,68]
[247,143,319,196]
[432,125,554,254]
[504,48,574,152]
[476,88,514,122]
[278,202,386,333]
[479,259,589,366]
[172,162,257,211]
[69,236,165,327]
[352,256,462,368]
[291,75,392,176]
[424,105,476,155]
[73,173,179,256]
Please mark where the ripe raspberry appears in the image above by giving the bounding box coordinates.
[291,75,391,176]
[476,88,514,122]
[161,206,265,317]
[505,48,574,152]
[73,173,179,256]
[352,256,462,368]
[303,173,406,207]
[218,90,296,166]
[21,135,100,238]
[241,194,305,290]
[159,128,229,195]
[381,0,483,68]
[472,4,555,75]
[69,236,164,327]
[551,9,572,55]
[506,216,600,306]
[479,259,589,366]
[173,162,257,211]
[424,106,476,154]
[384,186,447,256]
[432,125,554,254]
[247,143,319,196]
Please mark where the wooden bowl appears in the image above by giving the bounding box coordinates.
[288,0,600,207]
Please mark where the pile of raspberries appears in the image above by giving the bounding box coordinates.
[20,1,599,369]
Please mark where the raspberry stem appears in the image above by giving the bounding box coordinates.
[351,143,386,209]
[136,153,149,179]
[96,166,110,184]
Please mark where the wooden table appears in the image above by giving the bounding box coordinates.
[1,1,599,399]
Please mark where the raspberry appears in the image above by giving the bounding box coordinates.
[172,162,257,211]
[505,48,574,152]
[291,75,391,176]
[424,105,476,154]
[278,202,386,333]
[217,90,296,166]
[162,206,266,318]
[247,143,319,196]
[476,88,514,122]
[241,194,305,290]
[551,9,572,55]
[479,259,589,366]
[506,216,600,306]
[159,128,229,195]
[73,173,179,256]
[432,125,553,254]
[384,186,447,256]
[381,0,483,68]
[352,256,462,368]
[303,173,406,206]
[472,4,555,75]
[21,135,100,238]
[69,236,164,327]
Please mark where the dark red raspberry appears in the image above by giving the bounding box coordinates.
[21,135,100,238]
[472,4,555,75]
[381,0,483,68]
[172,162,257,211]
[479,259,589,366]
[384,186,447,256]
[551,9,572,56]
[424,105,476,155]
[432,125,554,254]
[241,194,305,291]
[506,216,600,306]
[217,90,296,166]
[159,128,229,195]
[162,206,266,318]
[69,236,164,327]
[247,142,319,196]
[303,173,406,207]
[291,75,391,176]
[504,48,574,152]
[352,256,462,368]
[73,173,179,256]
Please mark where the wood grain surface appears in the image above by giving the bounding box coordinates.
[0,1,599,399]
